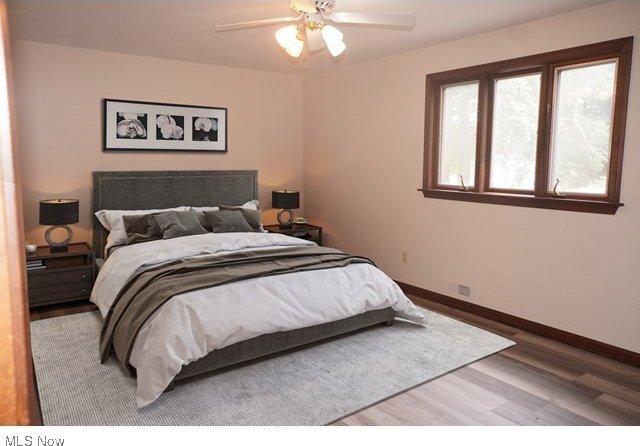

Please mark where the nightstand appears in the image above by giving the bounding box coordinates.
[264,223,323,246]
[26,242,95,308]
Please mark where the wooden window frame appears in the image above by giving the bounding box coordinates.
[421,37,633,215]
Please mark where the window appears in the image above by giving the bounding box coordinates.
[549,61,616,196]
[422,38,633,214]
[490,73,540,191]
[439,82,478,188]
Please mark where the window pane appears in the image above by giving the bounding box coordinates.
[439,82,478,187]
[490,73,541,190]
[549,61,616,195]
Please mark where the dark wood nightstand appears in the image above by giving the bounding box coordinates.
[264,223,323,246]
[26,242,95,308]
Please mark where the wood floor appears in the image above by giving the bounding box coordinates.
[334,295,640,425]
[30,297,640,426]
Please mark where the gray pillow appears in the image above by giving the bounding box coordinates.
[203,210,254,233]
[153,211,208,239]
[195,211,212,231]
[219,205,262,232]
[123,213,162,245]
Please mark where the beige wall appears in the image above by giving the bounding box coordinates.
[303,1,640,353]
[11,1,640,353]
[11,41,303,245]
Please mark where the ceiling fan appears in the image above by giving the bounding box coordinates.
[215,0,415,58]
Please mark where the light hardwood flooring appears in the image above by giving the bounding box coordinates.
[30,297,640,426]
[333,295,640,425]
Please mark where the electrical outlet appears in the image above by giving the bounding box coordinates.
[401,251,408,264]
[458,284,471,297]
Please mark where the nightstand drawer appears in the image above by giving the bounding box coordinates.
[27,266,93,290]
[28,284,92,306]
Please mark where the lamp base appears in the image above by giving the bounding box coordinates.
[45,225,73,252]
[277,209,294,228]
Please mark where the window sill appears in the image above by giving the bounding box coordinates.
[419,189,622,215]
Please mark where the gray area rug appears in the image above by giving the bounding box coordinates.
[31,309,514,425]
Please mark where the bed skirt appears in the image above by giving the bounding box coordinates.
[171,307,397,388]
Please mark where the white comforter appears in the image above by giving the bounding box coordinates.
[91,232,426,408]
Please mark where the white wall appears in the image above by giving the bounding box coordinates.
[11,41,304,244]
[303,1,640,353]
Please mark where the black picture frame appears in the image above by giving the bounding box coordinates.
[103,98,228,153]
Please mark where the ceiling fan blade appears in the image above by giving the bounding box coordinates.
[215,15,303,32]
[328,11,415,27]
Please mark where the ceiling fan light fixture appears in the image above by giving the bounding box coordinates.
[275,24,305,57]
[275,24,298,48]
[326,39,346,57]
[321,25,345,57]
[285,38,304,57]
[321,24,343,45]
[217,1,415,62]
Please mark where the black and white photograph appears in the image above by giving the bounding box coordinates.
[103,99,227,152]
[116,112,147,139]
[156,115,185,141]
[192,117,218,141]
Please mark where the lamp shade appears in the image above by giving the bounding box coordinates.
[272,190,300,210]
[322,25,346,57]
[275,25,304,58]
[275,25,298,48]
[39,199,79,225]
[284,39,304,58]
[321,25,343,46]
[325,39,346,57]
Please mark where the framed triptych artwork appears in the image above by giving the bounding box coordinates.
[103,99,227,152]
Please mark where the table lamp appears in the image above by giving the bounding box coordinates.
[271,190,299,228]
[39,199,79,251]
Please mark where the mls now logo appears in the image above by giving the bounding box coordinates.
[6,437,65,446]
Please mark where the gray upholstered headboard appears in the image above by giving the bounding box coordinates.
[92,170,258,258]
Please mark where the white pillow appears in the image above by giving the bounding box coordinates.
[190,206,219,212]
[95,207,189,254]
[190,200,258,212]
[240,200,259,210]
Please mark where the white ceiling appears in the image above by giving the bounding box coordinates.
[8,0,609,74]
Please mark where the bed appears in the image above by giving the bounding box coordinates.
[90,170,426,408]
